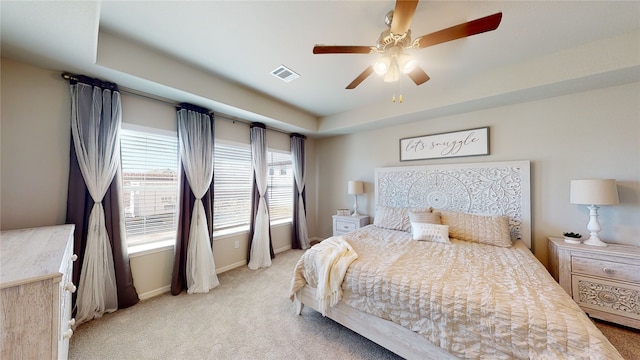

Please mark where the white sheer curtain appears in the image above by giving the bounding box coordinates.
[177,107,219,294]
[291,135,309,249]
[71,81,120,325]
[249,125,272,269]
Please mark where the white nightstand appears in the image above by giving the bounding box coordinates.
[332,215,369,236]
[548,237,640,329]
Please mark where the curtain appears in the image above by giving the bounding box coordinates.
[67,142,139,317]
[291,133,310,249]
[66,75,138,326]
[247,123,273,269]
[170,169,214,295]
[176,104,219,294]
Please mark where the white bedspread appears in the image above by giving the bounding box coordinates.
[289,225,622,360]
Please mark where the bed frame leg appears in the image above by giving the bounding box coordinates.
[294,293,304,315]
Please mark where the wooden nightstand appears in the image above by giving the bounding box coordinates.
[332,215,369,236]
[548,237,640,329]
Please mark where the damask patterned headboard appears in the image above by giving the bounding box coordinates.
[375,160,531,248]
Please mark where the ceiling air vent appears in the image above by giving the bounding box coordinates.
[271,65,300,83]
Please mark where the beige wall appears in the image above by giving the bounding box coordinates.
[1,58,317,299]
[1,59,70,229]
[314,82,640,266]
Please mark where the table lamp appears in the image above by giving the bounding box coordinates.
[570,179,619,247]
[348,181,364,216]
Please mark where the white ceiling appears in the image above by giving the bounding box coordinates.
[2,1,639,136]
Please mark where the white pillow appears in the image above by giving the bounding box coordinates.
[411,223,450,243]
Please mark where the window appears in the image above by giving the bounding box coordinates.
[120,126,179,247]
[213,142,294,233]
[213,142,252,230]
[267,150,293,222]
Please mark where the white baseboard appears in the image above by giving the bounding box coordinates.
[275,244,292,254]
[138,285,171,300]
[137,244,296,301]
[216,260,247,274]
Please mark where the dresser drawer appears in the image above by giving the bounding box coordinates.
[572,274,640,321]
[572,256,640,283]
[335,220,357,233]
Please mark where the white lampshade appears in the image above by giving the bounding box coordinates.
[348,181,364,195]
[570,179,619,205]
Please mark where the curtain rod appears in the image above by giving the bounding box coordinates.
[60,72,294,136]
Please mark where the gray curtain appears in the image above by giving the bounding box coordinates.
[247,122,274,268]
[65,75,138,325]
[171,103,218,294]
[291,133,309,249]
[171,167,215,295]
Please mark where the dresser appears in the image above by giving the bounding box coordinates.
[332,215,369,236]
[548,237,640,329]
[1,225,77,359]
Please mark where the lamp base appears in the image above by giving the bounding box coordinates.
[352,195,359,216]
[582,205,608,247]
[583,236,608,247]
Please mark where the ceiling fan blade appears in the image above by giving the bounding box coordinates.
[313,45,376,54]
[414,12,503,49]
[346,66,374,89]
[390,0,419,35]
[406,66,430,85]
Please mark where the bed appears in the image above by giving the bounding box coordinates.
[289,161,623,359]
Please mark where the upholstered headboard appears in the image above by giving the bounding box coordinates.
[375,160,531,248]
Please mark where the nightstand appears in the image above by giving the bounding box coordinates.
[332,215,369,236]
[548,237,640,329]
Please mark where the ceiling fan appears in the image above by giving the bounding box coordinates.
[313,0,502,90]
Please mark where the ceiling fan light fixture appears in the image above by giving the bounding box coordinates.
[397,53,417,74]
[374,56,391,75]
[383,62,400,82]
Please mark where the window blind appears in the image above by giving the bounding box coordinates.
[120,128,179,246]
[213,143,293,231]
[267,150,293,221]
[213,142,253,230]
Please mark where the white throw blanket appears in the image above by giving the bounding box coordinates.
[306,236,358,316]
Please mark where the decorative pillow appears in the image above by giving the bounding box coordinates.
[373,206,407,231]
[408,210,441,225]
[411,223,450,243]
[399,207,433,232]
[440,210,512,247]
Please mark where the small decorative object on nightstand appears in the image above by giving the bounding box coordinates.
[333,215,369,236]
[348,180,364,216]
[570,179,619,247]
[548,237,640,330]
[563,232,582,244]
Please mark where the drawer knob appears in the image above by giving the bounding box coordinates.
[602,268,615,275]
[68,318,76,327]
[64,282,77,293]
[71,254,78,262]
[63,329,73,339]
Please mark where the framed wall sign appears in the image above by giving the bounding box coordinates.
[400,127,489,161]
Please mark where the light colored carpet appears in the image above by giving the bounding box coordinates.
[70,249,639,360]
[70,249,399,360]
